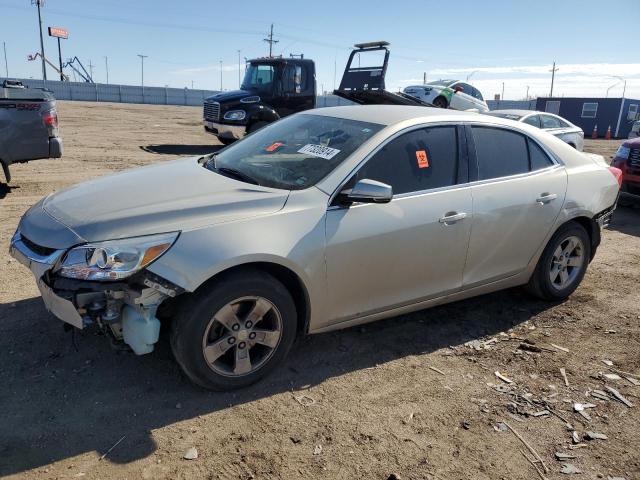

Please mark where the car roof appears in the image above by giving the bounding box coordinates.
[304,104,485,126]
[488,109,537,117]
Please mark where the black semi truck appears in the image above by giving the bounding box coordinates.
[203,56,316,144]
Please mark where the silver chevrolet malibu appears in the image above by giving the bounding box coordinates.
[10,105,620,390]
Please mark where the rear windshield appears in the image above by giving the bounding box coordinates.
[206,114,383,190]
[486,112,523,121]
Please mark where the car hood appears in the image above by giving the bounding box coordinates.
[41,157,290,243]
[205,89,255,103]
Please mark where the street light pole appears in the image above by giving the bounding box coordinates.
[104,56,109,84]
[549,61,559,97]
[237,50,241,89]
[34,0,47,81]
[220,60,223,91]
[137,54,147,87]
[3,41,9,78]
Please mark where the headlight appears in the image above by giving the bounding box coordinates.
[240,96,260,104]
[223,110,246,121]
[615,145,630,159]
[57,232,179,281]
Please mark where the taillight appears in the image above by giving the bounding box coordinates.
[608,166,623,188]
[43,109,58,128]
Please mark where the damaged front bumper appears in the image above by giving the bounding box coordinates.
[9,230,181,355]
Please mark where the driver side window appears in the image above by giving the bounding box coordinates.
[283,64,306,94]
[354,126,459,195]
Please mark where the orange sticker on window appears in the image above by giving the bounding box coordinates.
[416,150,429,168]
[265,142,284,152]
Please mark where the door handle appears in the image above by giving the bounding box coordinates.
[536,193,557,205]
[439,211,467,224]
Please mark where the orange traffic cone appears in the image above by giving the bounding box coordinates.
[592,124,598,139]
[605,125,612,140]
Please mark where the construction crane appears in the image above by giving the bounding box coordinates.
[62,56,94,83]
[27,52,69,81]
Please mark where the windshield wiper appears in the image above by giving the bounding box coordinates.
[216,166,260,186]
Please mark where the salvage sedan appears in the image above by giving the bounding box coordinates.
[10,106,620,390]
[487,110,585,151]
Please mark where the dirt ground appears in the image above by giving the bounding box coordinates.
[0,101,639,480]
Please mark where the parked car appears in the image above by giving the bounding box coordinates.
[203,57,316,144]
[0,80,62,183]
[611,137,640,197]
[10,106,620,390]
[403,80,489,112]
[629,120,640,139]
[487,110,585,151]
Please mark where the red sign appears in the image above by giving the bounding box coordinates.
[48,27,69,39]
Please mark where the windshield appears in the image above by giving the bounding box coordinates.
[241,63,278,93]
[206,114,383,190]
[428,79,456,87]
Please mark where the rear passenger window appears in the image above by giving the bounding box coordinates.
[356,126,458,195]
[523,115,541,128]
[472,127,529,180]
[528,139,554,170]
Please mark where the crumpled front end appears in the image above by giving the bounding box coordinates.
[9,207,180,355]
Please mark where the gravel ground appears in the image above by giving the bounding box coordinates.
[0,101,638,480]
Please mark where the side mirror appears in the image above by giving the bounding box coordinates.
[340,179,393,205]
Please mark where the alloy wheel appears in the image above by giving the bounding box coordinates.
[549,235,584,290]
[202,296,283,377]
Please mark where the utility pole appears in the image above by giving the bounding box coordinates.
[219,60,223,91]
[549,61,559,97]
[137,54,147,87]
[103,56,109,84]
[526,85,530,100]
[3,41,8,77]
[502,82,505,101]
[33,0,47,80]
[88,59,94,81]
[237,50,241,88]
[191,80,194,89]
[263,23,279,57]
[423,72,427,85]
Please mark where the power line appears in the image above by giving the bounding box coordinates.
[263,23,279,57]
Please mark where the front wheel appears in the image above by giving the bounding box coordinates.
[171,271,297,390]
[526,222,591,301]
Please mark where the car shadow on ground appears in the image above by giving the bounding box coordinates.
[140,144,224,156]
[608,203,640,238]
[0,183,19,199]
[0,288,554,476]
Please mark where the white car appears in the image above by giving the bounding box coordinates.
[487,110,585,151]
[629,120,640,139]
[404,80,489,112]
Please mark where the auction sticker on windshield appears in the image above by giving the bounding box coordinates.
[297,144,341,160]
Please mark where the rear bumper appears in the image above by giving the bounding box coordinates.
[203,120,246,140]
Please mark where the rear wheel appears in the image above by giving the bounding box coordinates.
[171,271,297,390]
[526,222,591,301]
[433,96,448,109]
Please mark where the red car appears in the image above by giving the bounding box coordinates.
[611,137,640,198]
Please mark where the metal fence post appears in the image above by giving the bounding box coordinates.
[95,82,99,102]
[165,87,168,105]
[118,84,122,103]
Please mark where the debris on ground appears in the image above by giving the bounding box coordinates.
[604,373,622,381]
[560,463,582,474]
[183,447,198,460]
[560,368,570,387]
[428,365,446,376]
[550,343,570,353]
[555,452,576,460]
[585,431,608,441]
[590,390,610,401]
[293,394,316,407]
[495,371,513,384]
[494,422,508,432]
[571,431,580,444]
[313,445,323,455]
[605,386,634,407]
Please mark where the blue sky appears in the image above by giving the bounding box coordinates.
[1,0,639,99]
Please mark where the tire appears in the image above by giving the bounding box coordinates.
[433,96,448,109]
[525,221,591,301]
[248,121,268,133]
[218,137,235,146]
[171,270,297,390]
